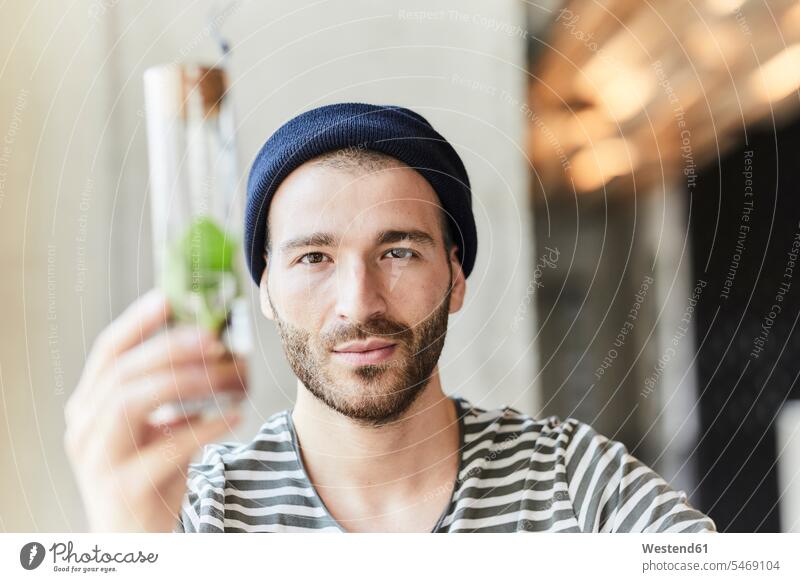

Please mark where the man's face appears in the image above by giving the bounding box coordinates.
[260,159,466,425]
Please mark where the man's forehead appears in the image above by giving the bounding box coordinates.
[268,161,443,241]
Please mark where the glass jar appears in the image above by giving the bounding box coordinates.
[143,63,250,355]
[143,63,250,423]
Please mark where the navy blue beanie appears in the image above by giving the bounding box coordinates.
[244,102,478,284]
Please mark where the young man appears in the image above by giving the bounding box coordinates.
[65,103,716,533]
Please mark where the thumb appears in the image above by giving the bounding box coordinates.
[141,410,242,481]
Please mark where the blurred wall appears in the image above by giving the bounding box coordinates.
[0,0,537,531]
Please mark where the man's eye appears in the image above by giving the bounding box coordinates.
[385,248,415,260]
[299,252,328,265]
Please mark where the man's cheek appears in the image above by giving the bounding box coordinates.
[279,296,326,331]
[401,308,439,330]
[274,272,319,304]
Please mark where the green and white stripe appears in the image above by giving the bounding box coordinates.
[176,397,716,533]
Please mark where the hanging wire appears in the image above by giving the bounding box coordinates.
[208,0,239,66]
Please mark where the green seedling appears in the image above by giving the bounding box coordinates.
[162,216,240,332]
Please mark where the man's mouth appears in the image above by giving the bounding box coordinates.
[331,339,398,366]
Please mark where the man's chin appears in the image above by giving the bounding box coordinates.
[310,370,427,426]
[328,365,403,397]
[334,391,425,427]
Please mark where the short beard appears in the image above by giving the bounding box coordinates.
[269,283,452,427]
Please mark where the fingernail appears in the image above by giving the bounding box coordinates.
[222,409,242,424]
[207,341,227,358]
[173,327,204,347]
[131,288,165,317]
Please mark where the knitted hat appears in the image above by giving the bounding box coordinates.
[244,102,478,284]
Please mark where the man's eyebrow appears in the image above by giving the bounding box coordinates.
[377,229,436,246]
[278,229,436,254]
[279,232,337,254]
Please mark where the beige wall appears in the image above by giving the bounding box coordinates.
[0,0,537,531]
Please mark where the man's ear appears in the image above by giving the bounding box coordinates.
[448,246,466,314]
[259,254,275,321]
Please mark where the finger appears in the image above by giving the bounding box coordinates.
[133,359,248,426]
[69,290,172,419]
[86,289,171,379]
[139,411,205,449]
[91,359,247,461]
[107,325,226,387]
[139,410,242,483]
[67,355,247,459]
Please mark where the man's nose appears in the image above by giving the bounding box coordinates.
[334,259,387,324]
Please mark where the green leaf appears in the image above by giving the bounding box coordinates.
[161,216,240,332]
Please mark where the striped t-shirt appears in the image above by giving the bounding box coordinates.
[176,396,716,533]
